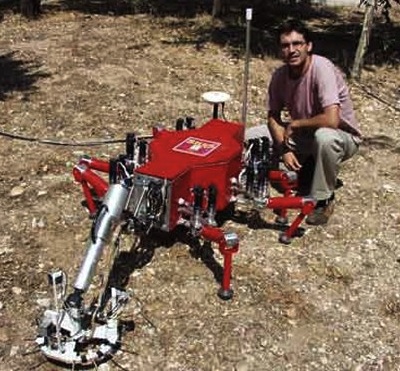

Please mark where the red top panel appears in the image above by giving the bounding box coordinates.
[136,119,244,179]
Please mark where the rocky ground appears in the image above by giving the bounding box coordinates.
[0,3,400,371]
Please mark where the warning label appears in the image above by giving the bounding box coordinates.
[173,137,221,157]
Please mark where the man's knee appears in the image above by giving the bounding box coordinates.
[312,128,343,157]
[313,128,337,146]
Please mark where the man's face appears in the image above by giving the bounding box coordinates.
[279,31,312,67]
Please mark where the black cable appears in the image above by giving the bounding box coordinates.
[0,129,153,147]
[111,358,131,371]
[352,81,400,113]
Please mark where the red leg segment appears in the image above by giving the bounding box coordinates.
[201,225,239,300]
[72,164,109,216]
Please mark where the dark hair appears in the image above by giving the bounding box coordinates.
[277,19,312,44]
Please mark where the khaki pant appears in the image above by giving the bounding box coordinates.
[289,127,359,201]
[245,125,360,201]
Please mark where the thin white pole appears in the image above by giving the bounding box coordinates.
[241,8,252,126]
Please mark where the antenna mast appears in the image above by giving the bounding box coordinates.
[241,8,252,126]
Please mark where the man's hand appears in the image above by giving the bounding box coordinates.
[282,151,302,171]
[283,123,294,146]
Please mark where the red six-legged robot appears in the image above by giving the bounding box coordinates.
[36,92,315,367]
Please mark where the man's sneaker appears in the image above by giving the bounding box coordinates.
[305,195,335,225]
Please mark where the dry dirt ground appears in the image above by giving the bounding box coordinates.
[1,4,400,371]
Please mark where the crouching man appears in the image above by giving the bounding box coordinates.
[267,19,362,225]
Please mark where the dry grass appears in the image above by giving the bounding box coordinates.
[0,4,400,371]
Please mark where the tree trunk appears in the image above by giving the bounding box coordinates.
[20,0,41,18]
[212,0,223,18]
[351,0,376,80]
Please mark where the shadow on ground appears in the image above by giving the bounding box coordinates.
[19,0,395,72]
[0,52,50,100]
[0,0,19,16]
[3,0,400,71]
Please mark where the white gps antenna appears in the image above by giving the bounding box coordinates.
[202,91,231,119]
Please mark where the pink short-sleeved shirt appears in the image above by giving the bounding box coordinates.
[268,54,361,137]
